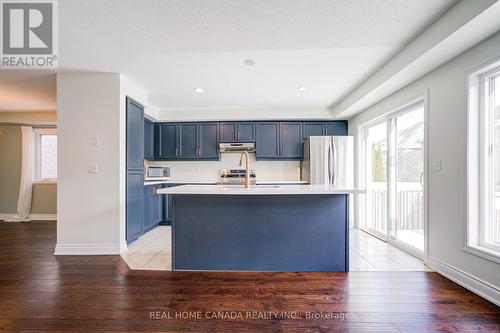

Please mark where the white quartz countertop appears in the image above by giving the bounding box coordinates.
[145,180,309,186]
[156,184,365,195]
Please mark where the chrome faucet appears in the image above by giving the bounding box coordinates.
[239,151,250,188]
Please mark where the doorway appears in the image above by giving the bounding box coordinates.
[360,101,426,258]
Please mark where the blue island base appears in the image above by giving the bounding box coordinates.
[172,194,349,272]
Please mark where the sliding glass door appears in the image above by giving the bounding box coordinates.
[361,120,388,238]
[361,103,426,256]
[392,106,425,253]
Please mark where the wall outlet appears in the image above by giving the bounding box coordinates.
[87,163,98,173]
[433,160,442,171]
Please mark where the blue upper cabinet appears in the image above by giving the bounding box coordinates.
[303,121,348,138]
[154,120,346,161]
[126,97,144,170]
[156,122,219,160]
[256,122,280,159]
[325,121,348,135]
[178,123,198,159]
[144,118,155,160]
[303,122,324,137]
[236,122,255,142]
[156,123,177,159]
[280,122,303,159]
[256,122,302,160]
[219,122,255,142]
[219,122,237,142]
[198,123,219,159]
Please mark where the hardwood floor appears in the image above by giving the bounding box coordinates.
[0,221,499,332]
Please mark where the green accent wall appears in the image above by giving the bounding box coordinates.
[0,125,57,215]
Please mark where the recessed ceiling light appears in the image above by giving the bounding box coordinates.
[193,88,204,93]
[244,59,255,66]
[298,86,308,92]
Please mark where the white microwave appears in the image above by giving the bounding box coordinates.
[145,166,171,181]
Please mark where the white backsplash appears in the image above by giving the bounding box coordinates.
[148,153,301,183]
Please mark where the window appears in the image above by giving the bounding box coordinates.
[467,61,500,261]
[35,128,57,182]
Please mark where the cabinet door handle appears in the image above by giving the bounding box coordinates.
[175,148,179,156]
[237,132,240,141]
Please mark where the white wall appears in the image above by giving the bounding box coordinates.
[56,73,121,254]
[159,107,335,122]
[56,73,149,255]
[149,154,300,183]
[349,31,500,304]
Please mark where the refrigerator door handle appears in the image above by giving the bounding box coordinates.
[328,139,335,186]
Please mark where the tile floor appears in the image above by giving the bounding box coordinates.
[122,226,431,271]
[349,228,431,271]
[121,226,172,270]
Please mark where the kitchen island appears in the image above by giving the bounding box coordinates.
[157,185,364,272]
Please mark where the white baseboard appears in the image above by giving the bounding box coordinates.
[54,243,121,255]
[29,214,57,221]
[426,255,500,306]
[0,213,56,221]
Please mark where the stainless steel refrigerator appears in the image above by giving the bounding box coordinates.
[301,136,354,188]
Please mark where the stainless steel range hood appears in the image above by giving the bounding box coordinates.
[219,142,256,153]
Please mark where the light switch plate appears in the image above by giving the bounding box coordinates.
[87,163,98,173]
[433,160,442,171]
[91,136,101,147]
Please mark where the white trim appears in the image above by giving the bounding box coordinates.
[0,213,56,221]
[466,57,500,261]
[32,180,57,185]
[426,255,500,307]
[463,245,500,264]
[29,214,57,221]
[34,127,57,182]
[54,243,121,255]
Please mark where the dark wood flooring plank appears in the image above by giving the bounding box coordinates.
[0,221,498,332]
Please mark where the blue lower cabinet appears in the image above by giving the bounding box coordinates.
[144,184,164,232]
[126,171,144,243]
[164,193,173,222]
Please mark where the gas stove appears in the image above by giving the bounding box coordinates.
[218,169,257,185]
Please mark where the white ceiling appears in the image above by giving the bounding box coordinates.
[0,0,456,113]
[0,71,56,111]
